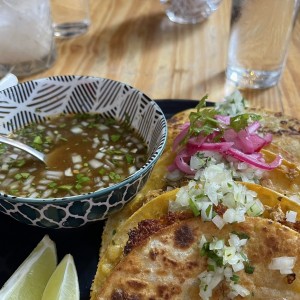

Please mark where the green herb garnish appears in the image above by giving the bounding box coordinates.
[231,231,250,240]
[245,263,255,274]
[230,113,261,132]
[33,136,43,145]
[230,274,240,284]
[109,172,121,182]
[189,199,200,216]
[125,154,134,164]
[111,134,121,142]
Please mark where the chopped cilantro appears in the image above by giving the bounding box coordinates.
[231,231,250,240]
[245,263,255,274]
[125,154,134,164]
[189,199,200,216]
[58,185,73,190]
[230,274,240,284]
[230,113,261,132]
[111,134,121,142]
[109,172,121,182]
[33,136,43,145]
[14,173,30,180]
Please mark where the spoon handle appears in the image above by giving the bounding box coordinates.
[0,135,46,164]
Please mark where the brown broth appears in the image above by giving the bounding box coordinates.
[0,114,148,199]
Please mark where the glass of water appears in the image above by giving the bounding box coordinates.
[226,0,299,89]
[160,0,223,24]
[51,0,90,38]
[0,0,56,77]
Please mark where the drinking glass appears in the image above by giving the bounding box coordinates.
[160,0,222,24]
[226,0,299,89]
[51,0,90,38]
[0,0,56,77]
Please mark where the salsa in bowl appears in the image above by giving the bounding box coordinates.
[0,76,167,229]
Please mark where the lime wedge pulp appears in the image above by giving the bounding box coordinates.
[42,254,80,300]
[0,235,57,300]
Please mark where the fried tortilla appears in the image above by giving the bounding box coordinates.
[90,182,300,298]
[248,108,300,166]
[95,216,300,299]
[99,107,300,258]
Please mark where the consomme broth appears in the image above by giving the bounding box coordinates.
[0,114,148,199]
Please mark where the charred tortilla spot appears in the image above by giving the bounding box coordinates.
[157,284,181,299]
[127,280,147,290]
[266,236,279,252]
[124,212,193,255]
[149,248,159,261]
[111,288,141,300]
[287,273,296,284]
[174,224,194,248]
[162,256,178,268]
[281,220,300,234]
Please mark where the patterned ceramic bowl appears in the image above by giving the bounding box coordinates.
[0,76,167,229]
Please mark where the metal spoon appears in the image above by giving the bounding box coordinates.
[0,135,46,164]
[0,74,47,164]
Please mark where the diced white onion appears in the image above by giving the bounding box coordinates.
[1,164,9,171]
[64,168,73,177]
[129,166,137,175]
[268,256,296,274]
[212,215,225,229]
[95,152,105,160]
[72,154,82,164]
[45,170,63,179]
[71,127,83,134]
[102,133,109,141]
[286,210,297,223]
[36,185,47,191]
[42,190,53,198]
[89,159,102,169]
[29,192,39,198]
[166,169,183,181]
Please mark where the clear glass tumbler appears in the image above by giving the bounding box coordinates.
[160,0,223,24]
[0,0,56,77]
[51,0,90,38]
[226,0,299,89]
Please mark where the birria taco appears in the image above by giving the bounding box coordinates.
[94,215,300,299]
[91,91,300,299]
[99,92,300,256]
[91,163,300,298]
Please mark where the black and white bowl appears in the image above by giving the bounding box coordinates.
[0,76,167,229]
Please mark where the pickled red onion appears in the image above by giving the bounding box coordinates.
[171,114,282,173]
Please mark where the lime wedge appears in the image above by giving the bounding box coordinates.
[0,235,57,300]
[42,254,80,300]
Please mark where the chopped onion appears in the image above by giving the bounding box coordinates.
[64,168,73,177]
[286,210,297,223]
[89,159,102,169]
[71,127,83,134]
[95,152,105,160]
[268,256,296,274]
[129,166,137,175]
[72,154,82,164]
[212,215,225,229]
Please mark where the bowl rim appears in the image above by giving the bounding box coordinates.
[0,75,168,204]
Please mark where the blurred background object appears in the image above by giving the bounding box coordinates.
[160,0,223,24]
[0,0,56,77]
[226,0,300,89]
[51,0,90,38]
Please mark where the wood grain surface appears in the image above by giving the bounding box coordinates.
[23,0,300,117]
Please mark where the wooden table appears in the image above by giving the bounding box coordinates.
[24,0,300,117]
